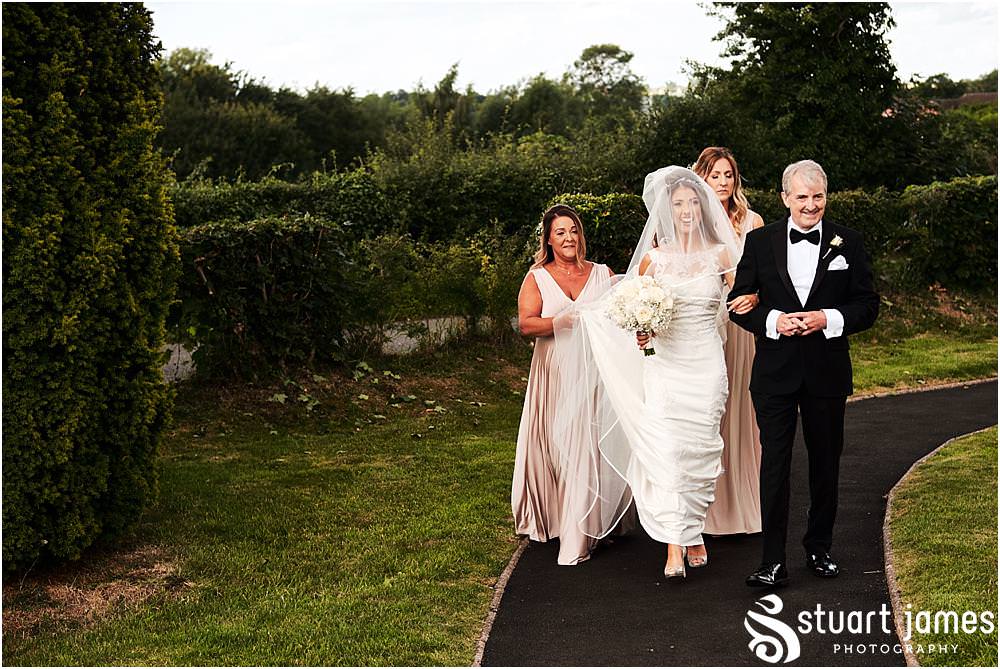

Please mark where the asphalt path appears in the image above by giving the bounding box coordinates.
[482,381,997,666]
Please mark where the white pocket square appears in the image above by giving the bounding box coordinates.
[828,255,849,270]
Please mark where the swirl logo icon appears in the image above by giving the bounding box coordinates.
[744,594,801,664]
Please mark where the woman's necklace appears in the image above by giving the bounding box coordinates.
[552,260,583,277]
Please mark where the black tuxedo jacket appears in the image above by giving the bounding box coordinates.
[729,219,879,397]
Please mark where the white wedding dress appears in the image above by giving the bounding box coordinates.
[552,166,738,546]
[579,247,728,545]
[631,247,728,544]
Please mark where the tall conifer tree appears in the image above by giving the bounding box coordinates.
[3,3,179,571]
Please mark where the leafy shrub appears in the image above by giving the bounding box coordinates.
[171,172,994,378]
[355,223,533,343]
[901,175,997,290]
[174,217,533,374]
[3,4,179,572]
[171,169,393,235]
[368,124,567,241]
[351,234,426,336]
[174,215,361,377]
[743,187,785,223]
[347,234,484,354]
[471,225,536,341]
[340,121,644,242]
[415,242,484,324]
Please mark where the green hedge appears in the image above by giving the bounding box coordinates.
[553,177,997,291]
[3,4,179,572]
[173,167,994,292]
[175,215,360,376]
[901,176,998,289]
[171,169,393,234]
[169,143,558,242]
[370,133,568,241]
[174,216,530,376]
[171,175,994,376]
[171,128,642,242]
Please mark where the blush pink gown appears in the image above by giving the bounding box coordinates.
[705,213,763,535]
[511,263,612,565]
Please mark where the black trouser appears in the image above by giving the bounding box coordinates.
[751,385,846,564]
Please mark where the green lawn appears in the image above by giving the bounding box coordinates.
[887,427,999,667]
[3,288,996,666]
[3,347,529,665]
[853,333,996,393]
[852,286,997,393]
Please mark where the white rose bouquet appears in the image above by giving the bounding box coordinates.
[605,275,675,356]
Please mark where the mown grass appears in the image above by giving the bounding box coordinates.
[852,286,997,393]
[888,427,999,667]
[3,344,532,665]
[853,333,996,392]
[2,287,996,666]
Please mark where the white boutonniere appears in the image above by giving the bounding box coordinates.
[822,234,844,260]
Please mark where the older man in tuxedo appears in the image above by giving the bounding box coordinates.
[728,159,879,587]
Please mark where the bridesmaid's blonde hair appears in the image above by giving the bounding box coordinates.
[531,204,588,269]
[693,147,750,233]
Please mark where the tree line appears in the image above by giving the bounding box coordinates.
[157,3,997,191]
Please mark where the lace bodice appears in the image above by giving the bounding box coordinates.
[645,247,726,341]
[646,246,726,290]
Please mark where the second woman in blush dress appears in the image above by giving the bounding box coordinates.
[693,146,764,540]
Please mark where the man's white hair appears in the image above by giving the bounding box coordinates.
[782,160,828,193]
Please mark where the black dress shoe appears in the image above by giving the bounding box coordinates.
[806,552,840,578]
[746,562,789,587]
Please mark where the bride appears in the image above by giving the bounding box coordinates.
[555,166,756,579]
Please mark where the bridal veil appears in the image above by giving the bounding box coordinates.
[551,166,742,539]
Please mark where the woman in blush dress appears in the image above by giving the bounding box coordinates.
[511,204,629,566]
[693,147,764,543]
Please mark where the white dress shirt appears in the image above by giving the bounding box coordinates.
[765,218,845,339]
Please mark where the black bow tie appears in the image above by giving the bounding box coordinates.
[790,229,820,245]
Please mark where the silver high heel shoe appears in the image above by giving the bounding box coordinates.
[664,546,687,579]
[687,544,708,568]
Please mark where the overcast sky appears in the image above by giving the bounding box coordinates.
[146,0,998,95]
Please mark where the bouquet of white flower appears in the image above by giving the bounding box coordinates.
[605,275,675,356]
